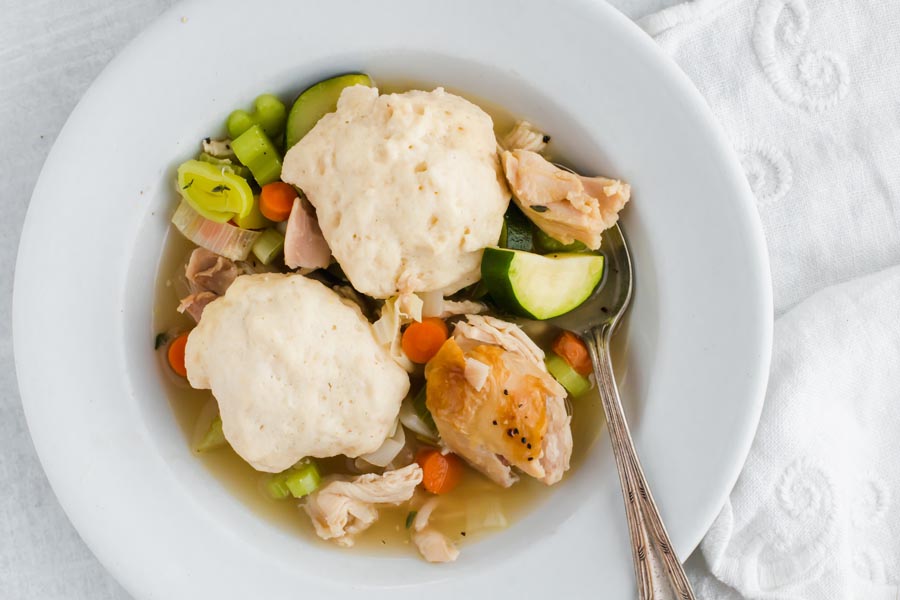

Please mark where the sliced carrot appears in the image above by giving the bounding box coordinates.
[416,448,463,495]
[551,331,592,376]
[167,333,190,377]
[259,182,298,222]
[401,317,449,364]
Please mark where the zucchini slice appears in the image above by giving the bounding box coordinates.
[284,73,373,150]
[481,248,604,320]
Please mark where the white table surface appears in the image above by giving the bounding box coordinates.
[0,0,680,597]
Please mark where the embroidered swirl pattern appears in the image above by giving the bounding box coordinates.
[736,140,793,206]
[753,0,849,112]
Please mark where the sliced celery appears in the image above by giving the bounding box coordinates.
[264,461,321,500]
[251,228,285,264]
[545,353,592,397]
[196,416,227,452]
[234,196,273,230]
[284,463,321,498]
[227,94,287,140]
[231,125,283,186]
[197,152,251,179]
[264,474,292,500]
[176,159,253,220]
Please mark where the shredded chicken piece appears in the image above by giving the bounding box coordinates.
[453,314,546,370]
[436,299,486,318]
[411,498,459,563]
[201,137,235,159]
[501,121,549,154]
[177,291,217,322]
[372,295,421,372]
[502,149,630,249]
[303,464,423,547]
[284,197,331,270]
[177,248,238,321]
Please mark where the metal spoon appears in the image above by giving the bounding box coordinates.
[550,223,696,600]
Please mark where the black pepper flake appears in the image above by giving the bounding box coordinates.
[503,389,509,395]
[527,443,532,449]
[203,137,211,143]
[492,420,498,426]
[513,428,519,435]
[528,457,534,461]
[521,437,526,444]
[460,531,467,537]
[542,134,551,143]
[507,429,514,437]
[530,205,549,213]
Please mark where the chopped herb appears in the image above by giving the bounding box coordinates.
[211,184,231,193]
[181,179,194,190]
[405,511,418,529]
[530,205,549,213]
[154,332,169,349]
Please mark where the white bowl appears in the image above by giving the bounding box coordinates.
[13,0,772,597]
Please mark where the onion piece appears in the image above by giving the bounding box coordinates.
[372,296,416,372]
[172,200,261,261]
[465,497,508,533]
[358,423,406,467]
[399,397,437,441]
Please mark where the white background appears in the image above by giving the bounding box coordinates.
[0,0,678,597]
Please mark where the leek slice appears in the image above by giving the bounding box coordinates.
[176,159,253,220]
[172,200,261,261]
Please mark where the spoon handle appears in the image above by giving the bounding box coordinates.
[587,325,696,600]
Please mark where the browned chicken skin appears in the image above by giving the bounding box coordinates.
[425,316,572,487]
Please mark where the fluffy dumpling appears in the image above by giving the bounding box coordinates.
[281,85,509,298]
[185,273,410,472]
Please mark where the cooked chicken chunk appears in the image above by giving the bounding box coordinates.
[177,248,238,321]
[284,197,331,270]
[303,464,423,547]
[500,121,549,154]
[411,498,459,563]
[425,316,571,487]
[502,149,630,250]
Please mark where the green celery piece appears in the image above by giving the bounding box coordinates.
[227,94,287,139]
[545,353,592,397]
[264,474,292,500]
[284,463,321,498]
[231,125,283,186]
[197,152,251,179]
[196,416,227,452]
[251,228,285,264]
[264,461,321,500]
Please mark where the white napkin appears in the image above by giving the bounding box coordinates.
[638,0,900,597]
